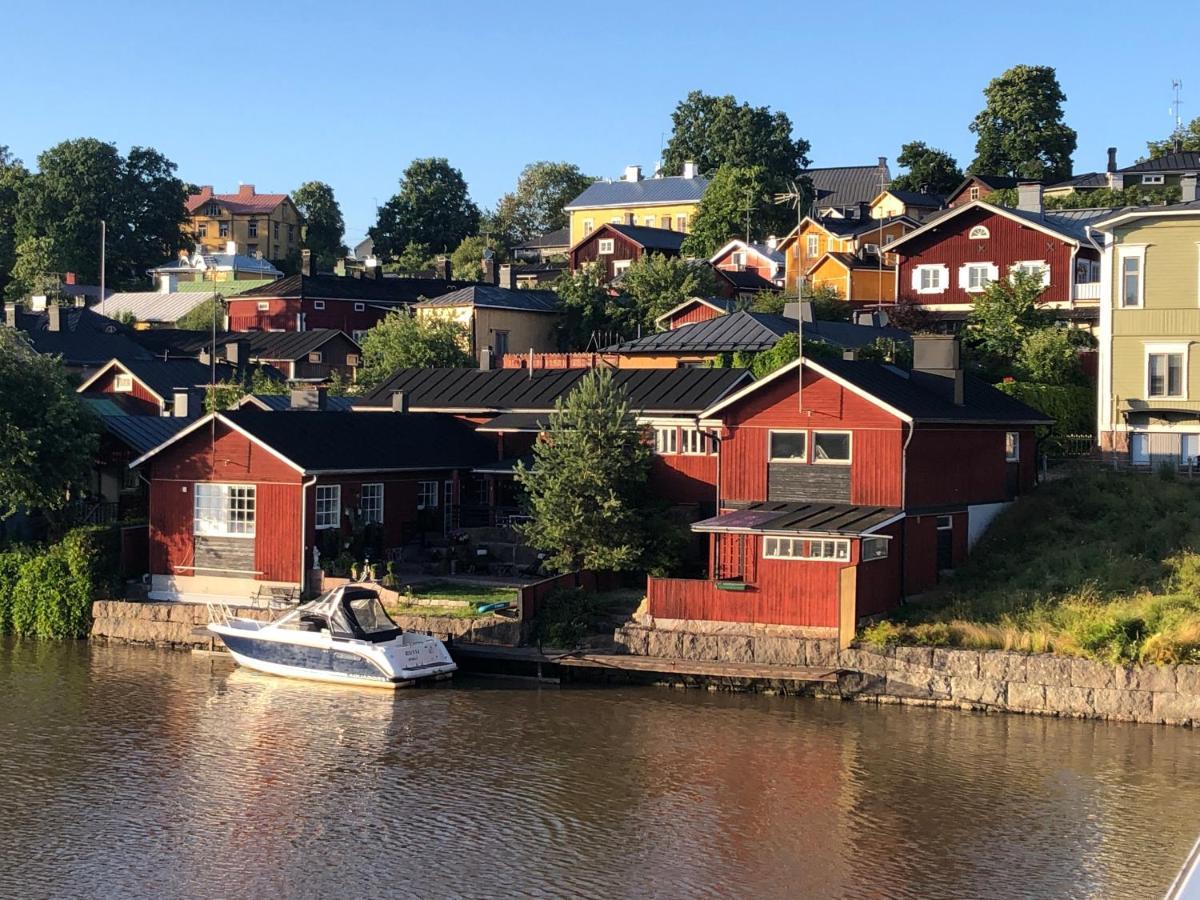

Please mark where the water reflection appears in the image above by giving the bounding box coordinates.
[0,639,1195,900]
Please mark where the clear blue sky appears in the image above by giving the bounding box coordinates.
[0,0,1193,246]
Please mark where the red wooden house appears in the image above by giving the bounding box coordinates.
[645,335,1051,640]
[654,297,737,330]
[568,223,686,283]
[885,186,1107,323]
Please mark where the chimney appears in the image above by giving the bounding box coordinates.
[224,337,250,372]
[238,184,255,198]
[225,240,238,255]
[64,272,76,286]
[47,304,60,332]
[783,300,814,323]
[290,386,327,411]
[1107,147,1118,173]
[433,256,452,280]
[1182,174,1198,204]
[765,235,778,250]
[682,161,699,179]
[910,334,964,406]
[1017,182,1043,215]
[499,264,516,290]
[300,248,313,277]
[878,156,888,173]
[481,257,497,285]
[4,303,15,328]
[479,347,494,370]
[624,164,642,182]
[334,259,346,277]
[843,348,859,361]
[172,388,196,418]
[390,390,409,413]
[158,273,177,293]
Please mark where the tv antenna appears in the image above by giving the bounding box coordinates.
[1172,79,1185,150]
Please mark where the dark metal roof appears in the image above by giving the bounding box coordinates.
[806,164,890,210]
[221,410,496,472]
[514,227,570,250]
[715,269,779,291]
[475,412,553,432]
[565,176,709,209]
[604,311,909,354]
[694,501,900,536]
[602,223,687,252]
[100,415,195,455]
[235,273,479,305]
[1120,152,1200,174]
[472,454,533,475]
[1046,171,1108,190]
[416,285,560,313]
[357,366,752,414]
[242,394,356,411]
[8,308,151,366]
[130,328,357,361]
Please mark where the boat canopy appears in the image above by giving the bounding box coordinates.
[290,586,402,643]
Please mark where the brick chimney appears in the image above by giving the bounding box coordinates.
[224,337,251,373]
[481,257,497,285]
[300,249,313,277]
[1182,173,1198,204]
[238,184,255,198]
[4,303,16,328]
[1107,147,1118,173]
[172,388,196,418]
[910,334,964,406]
[624,164,642,182]
[682,161,698,179]
[433,256,452,281]
[1017,182,1043,215]
[64,272,76,285]
[46,304,61,332]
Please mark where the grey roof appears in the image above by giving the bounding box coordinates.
[694,501,900,537]
[353,237,375,259]
[604,310,909,354]
[6,308,151,366]
[474,412,553,432]
[1006,206,1121,242]
[601,223,687,252]
[112,358,255,400]
[100,415,195,456]
[219,328,359,360]
[1045,171,1108,190]
[151,254,282,276]
[416,285,560,313]
[95,290,219,324]
[565,176,709,210]
[885,189,945,207]
[1120,152,1200,174]
[357,366,752,414]
[714,268,780,292]
[514,227,570,250]
[806,164,890,210]
[241,393,356,411]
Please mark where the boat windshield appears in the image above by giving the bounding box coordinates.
[346,594,400,637]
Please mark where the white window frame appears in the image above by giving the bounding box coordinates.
[806,234,820,257]
[354,302,365,312]
[812,430,852,465]
[968,186,981,201]
[681,427,710,456]
[861,536,889,562]
[913,264,948,294]
[763,536,850,561]
[643,215,655,227]
[360,483,384,524]
[351,330,368,343]
[611,259,632,277]
[1183,433,1200,465]
[768,430,807,462]
[1142,174,1166,185]
[960,262,997,293]
[731,251,745,267]
[675,214,688,231]
[417,480,439,510]
[113,373,134,393]
[968,225,990,240]
[598,238,615,255]
[1118,246,1146,308]
[308,351,323,364]
[193,483,256,538]
[315,484,341,529]
[1145,343,1189,400]
[346,353,360,367]
[653,426,677,455]
[583,218,594,234]
[1011,260,1050,287]
[256,301,270,311]
[1005,431,1020,462]
[313,300,325,310]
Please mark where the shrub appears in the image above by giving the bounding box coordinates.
[529,587,605,649]
[10,550,91,639]
[0,546,33,634]
[994,381,1094,434]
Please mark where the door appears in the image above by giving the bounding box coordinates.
[936,515,953,571]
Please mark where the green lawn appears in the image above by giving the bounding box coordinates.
[386,603,492,620]
[861,466,1200,664]
[402,580,519,605]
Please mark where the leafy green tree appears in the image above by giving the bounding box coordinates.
[515,368,681,574]
[292,181,347,271]
[249,367,288,395]
[681,165,793,257]
[0,328,98,516]
[987,184,1179,210]
[203,381,245,412]
[1147,116,1200,158]
[383,241,435,276]
[358,310,474,385]
[12,139,188,294]
[663,91,810,179]
[449,234,495,282]
[175,295,225,331]
[369,158,480,260]
[890,141,963,194]
[8,236,60,301]
[964,271,1054,373]
[620,253,717,332]
[969,65,1077,182]
[0,146,29,297]
[1016,326,1084,385]
[554,262,627,349]
[492,162,594,243]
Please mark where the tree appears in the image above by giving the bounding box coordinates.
[0,146,29,298]
[969,65,1077,182]
[292,181,347,271]
[384,241,434,276]
[369,158,480,260]
[554,262,628,350]
[0,329,98,516]
[515,368,680,574]
[987,184,1179,210]
[358,310,474,385]
[492,162,594,243]
[890,141,963,194]
[620,254,717,333]
[449,234,494,282]
[1147,116,1200,158]
[1016,326,1084,385]
[681,165,793,257]
[964,271,1054,374]
[175,295,225,332]
[662,91,810,179]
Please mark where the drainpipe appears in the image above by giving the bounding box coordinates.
[899,420,915,602]
[299,474,318,596]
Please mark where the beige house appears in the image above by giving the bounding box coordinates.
[414,285,561,367]
[186,185,303,263]
[1095,176,1200,466]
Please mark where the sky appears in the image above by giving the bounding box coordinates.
[0,0,1194,247]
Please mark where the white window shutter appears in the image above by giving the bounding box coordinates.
[987,263,1000,283]
[911,267,922,291]
[1040,264,1051,286]
[957,265,970,289]
[937,265,948,291]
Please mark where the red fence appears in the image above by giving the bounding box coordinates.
[501,352,620,370]
[519,569,619,619]
[646,575,840,629]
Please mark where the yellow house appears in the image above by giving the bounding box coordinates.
[563,163,708,246]
[867,188,945,221]
[186,185,304,264]
[1095,182,1200,466]
[414,285,561,366]
[778,215,915,297]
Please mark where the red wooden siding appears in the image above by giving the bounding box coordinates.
[255,482,302,582]
[227,297,297,331]
[149,479,194,576]
[855,521,903,617]
[149,422,300,485]
[667,303,724,329]
[87,368,162,415]
[905,425,1035,507]
[902,511,967,595]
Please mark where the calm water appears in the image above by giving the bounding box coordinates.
[0,639,1196,900]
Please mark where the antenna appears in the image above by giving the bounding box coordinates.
[773,179,808,411]
[1172,79,1185,151]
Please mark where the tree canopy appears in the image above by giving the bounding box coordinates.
[0,147,29,298]
[680,165,792,257]
[492,162,593,244]
[1147,116,1200,158]
[969,65,1077,183]
[369,158,480,261]
[662,91,810,180]
[292,181,347,271]
[964,271,1054,374]
[554,262,629,350]
[175,295,226,332]
[890,141,963,195]
[515,368,682,574]
[449,234,494,282]
[620,253,717,333]
[0,328,98,517]
[358,310,474,385]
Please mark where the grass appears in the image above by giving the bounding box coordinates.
[386,603,490,620]
[400,581,519,605]
[859,466,1200,664]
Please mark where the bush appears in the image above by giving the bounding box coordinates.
[528,587,605,648]
[994,381,1094,435]
[7,526,119,639]
[0,546,33,634]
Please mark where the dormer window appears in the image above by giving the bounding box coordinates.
[113,373,133,393]
[207,203,220,216]
[598,238,615,255]
[968,225,990,240]
[968,186,980,201]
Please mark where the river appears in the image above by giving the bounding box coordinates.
[0,639,1195,899]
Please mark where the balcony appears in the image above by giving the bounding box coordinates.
[1073,282,1101,301]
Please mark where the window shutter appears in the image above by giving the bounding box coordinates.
[957,265,970,289]
[986,263,1000,283]
[911,267,922,291]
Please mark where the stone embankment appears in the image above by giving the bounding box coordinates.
[614,619,1200,726]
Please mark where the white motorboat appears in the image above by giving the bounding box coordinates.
[208,585,457,688]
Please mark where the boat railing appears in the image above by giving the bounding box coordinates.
[206,600,236,626]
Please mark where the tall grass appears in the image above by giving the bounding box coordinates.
[860,467,1200,664]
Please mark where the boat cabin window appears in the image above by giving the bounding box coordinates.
[343,592,402,642]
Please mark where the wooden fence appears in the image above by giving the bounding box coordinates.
[519,570,619,619]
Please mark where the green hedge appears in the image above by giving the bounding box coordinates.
[994,381,1095,435]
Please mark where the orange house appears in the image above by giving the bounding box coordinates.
[778,215,917,302]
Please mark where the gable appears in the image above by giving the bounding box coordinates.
[720,366,905,430]
[146,419,302,483]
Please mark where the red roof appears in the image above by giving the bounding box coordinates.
[186,184,289,215]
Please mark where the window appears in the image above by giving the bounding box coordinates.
[308,351,323,364]
[962,263,995,292]
[653,426,677,455]
[612,259,632,277]
[194,483,256,537]
[731,251,745,268]
[315,485,341,529]
[288,224,295,242]
[351,330,368,343]
[354,303,365,312]
[113,373,133,392]
[198,223,207,238]
[248,219,258,238]
[493,331,509,357]
[273,221,280,240]
[346,354,360,367]
[207,203,220,217]
[418,480,439,509]
[676,214,688,231]
[1183,434,1200,465]
[661,216,672,229]
[1147,347,1187,398]
[583,219,594,234]
[257,301,270,311]
[121,465,140,494]
[1011,260,1049,286]
[936,515,953,530]
[1006,431,1020,462]
[610,216,623,225]
[1076,258,1100,283]
[968,225,990,240]
[360,483,383,524]
[643,216,655,227]
[1130,433,1149,465]
[681,428,711,455]
[1142,174,1166,185]
[806,234,820,257]
[313,300,325,310]
[914,264,947,293]
[247,243,257,256]
[1119,249,1144,307]
[769,430,807,462]
[598,238,615,255]
[861,537,889,561]
[763,536,850,561]
[218,222,230,238]
[968,186,980,201]
[813,431,851,464]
